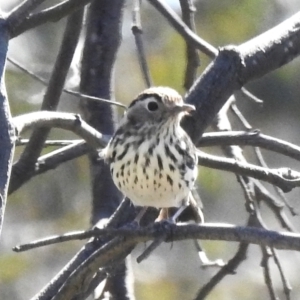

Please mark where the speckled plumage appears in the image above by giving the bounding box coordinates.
[104,87,198,209]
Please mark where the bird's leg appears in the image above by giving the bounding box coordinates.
[170,204,188,223]
[133,206,148,225]
[156,205,189,224]
[155,208,169,222]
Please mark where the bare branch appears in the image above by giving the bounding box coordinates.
[9,0,92,38]
[7,0,48,34]
[31,198,134,300]
[271,248,292,300]
[230,102,252,129]
[199,131,300,162]
[239,12,300,82]
[0,18,15,236]
[9,10,83,194]
[35,141,89,173]
[14,222,300,253]
[16,138,81,147]
[13,111,109,149]
[184,12,300,141]
[14,218,300,299]
[131,0,153,87]
[13,228,97,252]
[179,0,200,89]
[254,182,295,232]
[147,0,217,57]
[237,87,264,104]
[195,241,249,300]
[51,237,135,300]
[261,246,278,300]
[7,57,127,109]
[197,150,300,192]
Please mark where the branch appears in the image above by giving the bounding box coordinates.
[14,122,300,195]
[31,198,134,300]
[7,0,48,34]
[261,246,277,300]
[131,0,153,87]
[13,229,97,252]
[147,0,216,57]
[51,237,135,300]
[197,150,300,192]
[16,138,81,147]
[271,248,292,300]
[9,10,83,194]
[0,18,15,236]
[7,57,127,109]
[179,0,200,89]
[183,12,300,142]
[195,238,249,299]
[14,222,300,253]
[35,141,90,174]
[199,130,300,162]
[9,0,92,38]
[239,12,300,82]
[13,111,109,149]
[148,0,260,106]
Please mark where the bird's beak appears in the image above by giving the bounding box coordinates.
[171,103,195,115]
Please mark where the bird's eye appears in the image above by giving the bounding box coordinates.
[147,101,159,111]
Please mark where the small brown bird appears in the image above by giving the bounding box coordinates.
[103,87,203,222]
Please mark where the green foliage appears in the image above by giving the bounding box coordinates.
[198,166,224,196]
[148,31,186,92]
[197,0,271,45]
[5,70,39,115]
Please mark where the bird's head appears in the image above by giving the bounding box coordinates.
[123,87,195,127]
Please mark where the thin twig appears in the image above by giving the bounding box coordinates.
[261,246,278,300]
[179,0,200,89]
[271,248,292,300]
[31,199,133,300]
[230,102,252,130]
[136,234,166,263]
[13,229,97,252]
[7,0,48,34]
[194,215,253,300]
[238,87,264,104]
[66,90,127,109]
[131,0,153,87]
[254,146,297,217]
[9,0,92,38]
[236,175,256,213]
[50,237,135,300]
[230,103,297,221]
[16,138,81,147]
[254,183,295,232]
[194,242,248,299]
[78,269,108,300]
[10,10,84,194]
[35,140,90,174]
[7,57,127,109]
[197,150,300,193]
[198,131,300,162]
[147,0,217,57]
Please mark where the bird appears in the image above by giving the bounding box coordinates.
[102,86,203,223]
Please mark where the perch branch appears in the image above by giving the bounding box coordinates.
[14,222,300,253]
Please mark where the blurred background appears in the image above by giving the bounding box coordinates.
[2,0,300,299]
